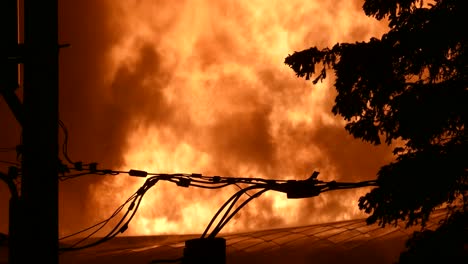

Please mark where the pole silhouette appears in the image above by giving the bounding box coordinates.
[21,0,59,263]
[0,1,21,262]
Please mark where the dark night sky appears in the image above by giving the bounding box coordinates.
[1,0,392,235]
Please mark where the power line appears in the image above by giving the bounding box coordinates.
[53,120,379,261]
[58,119,74,165]
[59,177,158,251]
[57,167,378,252]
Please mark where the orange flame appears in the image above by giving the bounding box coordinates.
[90,0,390,235]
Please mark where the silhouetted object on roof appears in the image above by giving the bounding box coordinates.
[285,0,467,262]
[181,238,226,264]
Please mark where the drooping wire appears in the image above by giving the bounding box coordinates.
[209,188,269,238]
[58,119,97,176]
[234,183,252,197]
[59,191,139,241]
[58,170,265,251]
[201,184,267,238]
[59,178,159,251]
[57,165,379,253]
[53,118,380,255]
[58,119,74,165]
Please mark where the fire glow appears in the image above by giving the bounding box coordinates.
[88,0,389,235]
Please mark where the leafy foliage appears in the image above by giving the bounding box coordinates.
[285,0,467,251]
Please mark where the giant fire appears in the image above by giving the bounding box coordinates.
[65,0,390,236]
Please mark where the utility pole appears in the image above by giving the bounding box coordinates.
[1,1,59,262]
[0,2,22,124]
[0,1,21,263]
[21,0,59,263]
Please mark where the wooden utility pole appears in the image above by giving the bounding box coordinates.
[0,1,21,262]
[0,1,21,124]
[21,0,59,263]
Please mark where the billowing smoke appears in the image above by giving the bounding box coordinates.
[0,0,392,236]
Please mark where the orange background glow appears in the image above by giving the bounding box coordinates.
[0,0,391,236]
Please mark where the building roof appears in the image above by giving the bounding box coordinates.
[55,209,446,264]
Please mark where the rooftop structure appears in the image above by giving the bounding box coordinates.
[52,209,446,264]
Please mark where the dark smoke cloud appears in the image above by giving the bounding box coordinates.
[58,1,182,233]
[59,0,124,168]
[204,104,275,174]
[101,42,176,153]
[310,123,392,181]
[57,0,121,234]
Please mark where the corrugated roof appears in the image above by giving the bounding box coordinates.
[56,210,446,264]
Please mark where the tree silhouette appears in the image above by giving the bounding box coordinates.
[285,0,467,261]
